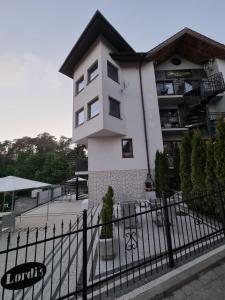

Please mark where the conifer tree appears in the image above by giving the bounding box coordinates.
[155,150,160,192]
[205,141,216,210]
[173,143,180,190]
[157,152,170,195]
[191,130,206,194]
[180,133,192,197]
[214,116,225,186]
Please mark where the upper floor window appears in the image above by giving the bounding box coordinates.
[76,108,84,127]
[107,61,119,83]
[88,98,100,119]
[109,97,120,119]
[76,76,84,94]
[122,139,133,158]
[88,61,98,83]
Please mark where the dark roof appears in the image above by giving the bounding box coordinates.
[59,10,134,78]
[146,27,225,64]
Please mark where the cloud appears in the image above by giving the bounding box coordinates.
[0,52,72,141]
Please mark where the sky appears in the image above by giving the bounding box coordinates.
[0,0,225,141]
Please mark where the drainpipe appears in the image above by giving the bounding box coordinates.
[138,59,153,186]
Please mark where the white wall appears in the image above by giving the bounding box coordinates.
[142,61,164,170]
[72,39,103,144]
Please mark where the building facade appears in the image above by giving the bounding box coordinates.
[60,11,225,205]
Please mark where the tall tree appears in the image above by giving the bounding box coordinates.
[173,143,180,190]
[156,152,170,195]
[191,130,206,194]
[214,116,225,186]
[180,133,192,198]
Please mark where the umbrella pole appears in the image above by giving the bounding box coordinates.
[10,191,15,231]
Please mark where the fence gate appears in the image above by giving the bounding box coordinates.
[1,190,225,299]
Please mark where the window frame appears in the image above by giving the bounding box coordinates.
[75,108,85,127]
[87,60,98,83]
[109,97,121,119]
[88,97,100,120]
[107,61,119,83]
[75,75,85,95]
[121,138,133,158]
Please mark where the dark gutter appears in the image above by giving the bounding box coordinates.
[138,57,151,175]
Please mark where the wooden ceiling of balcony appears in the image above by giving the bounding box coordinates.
[146,28,225,65]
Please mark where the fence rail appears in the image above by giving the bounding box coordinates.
[0,189,225,299]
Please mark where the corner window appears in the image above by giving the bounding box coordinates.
[107,61,119,83]
[88,98,100,119]
[122,139,133,158]
[76,108,84,127]
[88,61,98,83]
[76,76,84,94]
[109,97,120,119]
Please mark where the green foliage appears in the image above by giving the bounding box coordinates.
[155,151,170,195]
[191,130,206,194]
[100,187,114,239]
[173,143,180,190]
[180,133,192,197]
[0,133,87,184]
[214,116,225,186]
[204,142,217,210]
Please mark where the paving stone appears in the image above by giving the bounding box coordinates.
[189,279,203,291]
[213,265,225,277]
[198,270,217,285]
[170,289,186,300]
[180,284,195,296]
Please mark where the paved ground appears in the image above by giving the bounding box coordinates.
[164,260,225,300]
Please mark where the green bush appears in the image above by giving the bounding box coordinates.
[191,130,206,195]
[100,186,114,239]
[173,143,180,191]
[155,151,170,195]
[180,133,192,198]
[215,116,225,186]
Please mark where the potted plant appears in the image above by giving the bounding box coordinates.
[99,187,117,260]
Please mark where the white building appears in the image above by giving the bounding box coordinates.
[60,11,225,205]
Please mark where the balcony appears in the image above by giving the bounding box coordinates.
[156,80,201,97]
[156,72,225,102]
[160,110,187,131]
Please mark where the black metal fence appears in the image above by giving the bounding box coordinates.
[0,189,225,299]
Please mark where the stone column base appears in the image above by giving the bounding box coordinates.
[88,169,149,206]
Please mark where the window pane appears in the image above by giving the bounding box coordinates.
[88,62,98,82]
[76,76,84,93]
[165,83,174,94]
[89,99,99,118]
[109,98,120,118]
[76,109,84,126]
[122,139,133,158]
[107,61,119,82]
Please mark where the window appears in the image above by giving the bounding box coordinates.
[76,76,84,94]
[122,139,133,158]
[88,98,100,119]
[76,108,84,126]
[107,61,119,83]
[109,97,120,119]
[88,61,98,83]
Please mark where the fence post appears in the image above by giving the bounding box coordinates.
[162,193,175,268]
[82,209,88,300]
